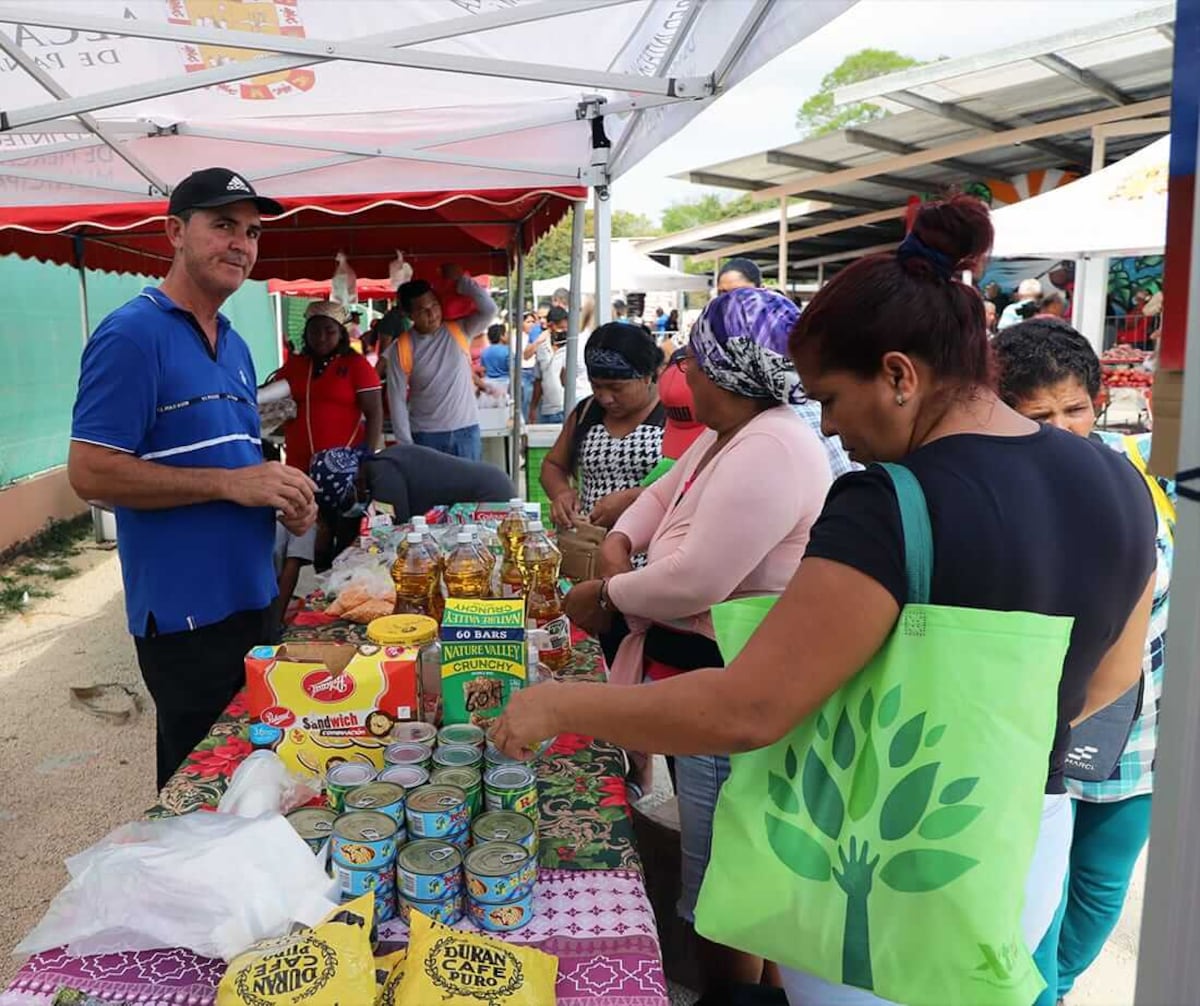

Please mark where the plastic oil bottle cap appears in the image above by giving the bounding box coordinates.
[528,520,544,533]
[413,515,428,528]
[456,530,472,543]
[407,532,422,544]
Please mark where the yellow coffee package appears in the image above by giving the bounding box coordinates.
[376,949,406,1002]
[395,910,557,1006]
[217,894,376,1006]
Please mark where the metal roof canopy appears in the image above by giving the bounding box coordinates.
[656,4,1173,282]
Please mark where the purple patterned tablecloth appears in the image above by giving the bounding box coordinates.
[3,870,668,1006]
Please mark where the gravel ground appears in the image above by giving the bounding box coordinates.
[0,550,1145,1003]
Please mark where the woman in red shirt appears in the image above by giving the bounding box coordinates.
[277,301,383,474]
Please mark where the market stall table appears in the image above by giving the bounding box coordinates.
[3,632,670,1006]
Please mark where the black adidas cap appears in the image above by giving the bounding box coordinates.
[167,167,284,217]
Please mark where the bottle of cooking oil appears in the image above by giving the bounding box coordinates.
[411,515,442,561]
[443,529,491,599]
[523,520,571,670]
[392,532,440,617]
[498,500,529,599]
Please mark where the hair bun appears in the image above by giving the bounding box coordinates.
[910,195,993,275]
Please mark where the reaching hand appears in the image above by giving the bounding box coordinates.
[490,681,563,759]
[224,462,315,518]
[564,579,611,637]
[588,487,640,529]
[550,489,581,530]
[597,532,634,579]
[280,500,318,537]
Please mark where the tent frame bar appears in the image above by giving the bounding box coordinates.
[755,96,1171,201]
[0,6,708,118]
[0,163,151,195]
[0,30,167,194]
[690,205,908,262]
[175,125,581,182]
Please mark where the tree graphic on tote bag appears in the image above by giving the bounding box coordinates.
[765,683,983,991]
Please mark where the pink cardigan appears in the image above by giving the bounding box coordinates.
[605,405,833,686]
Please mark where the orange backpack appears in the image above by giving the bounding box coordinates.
[393,320,471,378]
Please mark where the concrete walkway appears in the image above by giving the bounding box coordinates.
[0,551,1145,1003]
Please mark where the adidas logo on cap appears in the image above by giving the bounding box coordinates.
[226,175,251,193]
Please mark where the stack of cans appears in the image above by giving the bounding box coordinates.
[464,842,537,932]
[329,810,400,924]
[325,762,377,813]
[407,784,471,850]
[430,765,483,817]
[392,721,439,747]
[285,806,337,854]
[344,781,407,841]
[438,723,486,751]
[472,810,537,856]
[384,741,433,775]
[396,839,464,925]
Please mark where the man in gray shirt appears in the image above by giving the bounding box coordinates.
[382,265,496,460]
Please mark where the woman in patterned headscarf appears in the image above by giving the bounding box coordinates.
[562,288,835,997]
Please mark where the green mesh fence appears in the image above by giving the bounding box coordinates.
[0,254,279,486]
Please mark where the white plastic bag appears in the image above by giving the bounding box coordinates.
[331,251,357,307]
[16,813,338,961]
[217,750,321,818]
[389,249,413,290]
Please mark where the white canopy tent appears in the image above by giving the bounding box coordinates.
[532,239,710,297]
[989,137,1168,349]
[0,0,853,434]
[990,137,1168,259]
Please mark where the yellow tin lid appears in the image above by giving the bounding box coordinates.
[367,614,439,646]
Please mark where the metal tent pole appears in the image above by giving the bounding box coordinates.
[565,198,587,415]
[511,241,526,487]
[594,186,612,326]
[1135,66,1200,1004]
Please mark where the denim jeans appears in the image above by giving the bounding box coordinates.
[412,424,482,461]
[539,409,565,425]
[674,753,732,923]
[521,368,536,420]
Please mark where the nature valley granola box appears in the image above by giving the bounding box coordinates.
[440,599,525,728]
[245,642,420,776]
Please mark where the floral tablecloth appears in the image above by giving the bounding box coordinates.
[4,630,667,1006]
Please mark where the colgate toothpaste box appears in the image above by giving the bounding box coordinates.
[245,642,420,777]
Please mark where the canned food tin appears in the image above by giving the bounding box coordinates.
[464,842,536,904]
[406,784,470,838]
[398,890,464,927]
[391,721,438,746]
[430,766,482,817]
[432,743,483,771]
[379,764,430,789]
[334,861,396,903]
[442,823,471,851]
[484,741,520,768]
[326,762,377,814]
[438,723,486,750]
[396,839,463,900]
[330,811,399,870]
[344,781,406,823]
[346,885,396,927]
[286,806,338,854]
[471,810,536,855]
[484,764,539,821]
[467,890,534,932]
[385,742,433,771]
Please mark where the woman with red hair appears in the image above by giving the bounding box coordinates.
[494,197,1156,1004]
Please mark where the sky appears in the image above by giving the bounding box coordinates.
[613,0,1164,225]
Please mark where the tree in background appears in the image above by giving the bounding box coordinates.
[526,208,656,282]
[796,48,921,137]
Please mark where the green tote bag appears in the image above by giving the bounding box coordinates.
[694,463,1073,1006]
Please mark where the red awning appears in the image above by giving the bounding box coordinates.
[0,187,583,279]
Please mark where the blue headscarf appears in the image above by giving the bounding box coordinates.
[310,447,368,517]
[688,288,801,404]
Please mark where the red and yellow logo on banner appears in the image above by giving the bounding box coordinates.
[166,0,316,99]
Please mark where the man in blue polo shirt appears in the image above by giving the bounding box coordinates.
[69,167,317,790]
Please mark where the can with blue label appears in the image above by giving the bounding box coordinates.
[466,889,534,933]
[379,764,430,790]
[398,890,464,927]
[471,810,536,856]
[285,806,337,854]
[330,811,398,870]
[430,766,482,817]
[385,742,433,773]
[326,762,377,814]
[335,862,396,923]
[396,839,463,901]
[442,823,471,852]
[484,764,539,823]
[464,842,536,904]
[344,781,406,826]
[438,723,486,751]
[406,784,469,838]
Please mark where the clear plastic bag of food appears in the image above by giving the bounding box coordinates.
[331,251,358,307]
[389,250,413,290]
